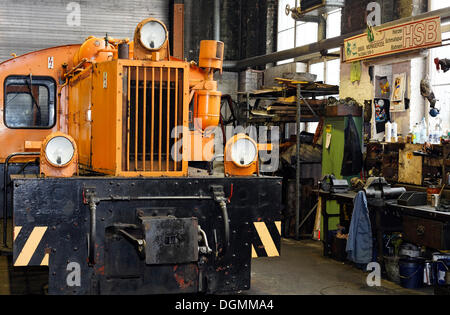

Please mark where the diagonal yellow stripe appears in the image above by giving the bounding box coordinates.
[40,253,49,266]
[14,227,47,266]
[251,245,257,258]
[275,221,281,235]
[13,226,22,241]
[253,222,279,257]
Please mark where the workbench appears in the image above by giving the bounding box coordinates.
[318,190,450,265]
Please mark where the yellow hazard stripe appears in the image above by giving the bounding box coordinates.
[13,226,21,241]
[40,253,49,266]
[251,245,257,258]
[14,227,47,267]
[275,221,281,235]
[253,222,279,257]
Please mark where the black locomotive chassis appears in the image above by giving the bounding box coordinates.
[11,176,282,295]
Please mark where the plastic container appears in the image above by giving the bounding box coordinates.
[385,121,392,143]
[391,122,398,142]
[432,253,450,286]
[419,118,427,144]
[399,243,420,258]
[399,257,425,289]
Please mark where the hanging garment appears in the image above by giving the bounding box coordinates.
[374,98,390,134]
[350,61,362,83]
[346,191,373,264]
[341,115,363,176]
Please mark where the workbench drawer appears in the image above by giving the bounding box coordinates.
[402,216,450,250]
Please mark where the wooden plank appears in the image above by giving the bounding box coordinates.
[398,143,423,186]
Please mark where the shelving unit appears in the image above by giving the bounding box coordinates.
[236,80,341,239]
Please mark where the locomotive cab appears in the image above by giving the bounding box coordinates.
[0,18,282,295]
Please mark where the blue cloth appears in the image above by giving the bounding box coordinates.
[345,191,373,264]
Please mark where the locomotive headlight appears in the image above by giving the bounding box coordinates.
[45,136,75,167]
[139,19,168,50]
[230,138,257,167]
[225,135,258,167]
[40,132,78,178]
[224,134,259,177]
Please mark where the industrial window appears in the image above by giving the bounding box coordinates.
[428,1,450,134]
[4,75,56,129]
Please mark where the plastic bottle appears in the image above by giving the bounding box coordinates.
[435,120,442,144]
[412,123,419,144]
[419,118,426,144]
[391,122,398,142]
[385,121,392,142]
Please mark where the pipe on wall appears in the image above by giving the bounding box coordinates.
[213,0,220,41]
[184,0,193,61]
[223,6,450,71]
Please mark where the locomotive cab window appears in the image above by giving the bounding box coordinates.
[4,75,56,128]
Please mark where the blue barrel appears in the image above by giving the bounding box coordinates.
[399,257,424,289]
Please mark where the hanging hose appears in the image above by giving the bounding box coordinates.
[218,199,230,252]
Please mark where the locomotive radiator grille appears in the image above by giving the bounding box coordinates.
[123,66,184,173]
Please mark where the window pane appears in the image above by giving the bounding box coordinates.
[430,86,450,134]
[4,76,55,128]
[430,33,450,85]
[431,1,450,10]
[278,0,296,32]
[5,93,33,127]
[326,59,341,86]
[277,28,295,64]
[326,9,341,39]
[296,22,318,47]
[310,62,324,82]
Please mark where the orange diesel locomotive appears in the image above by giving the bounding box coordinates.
[0,18,281,294]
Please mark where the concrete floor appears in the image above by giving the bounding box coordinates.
[0,230,434,295]
[247,238,433,295]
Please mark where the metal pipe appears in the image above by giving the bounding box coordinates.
[213,0,220,41]
[295,84,301,240]
[118,43,129,59]
[88,198,96,266]
[223,7,450,71]
[218,200,230,253]
[3,152,40,248]
[184,0,193,61]
[96,195,214,201]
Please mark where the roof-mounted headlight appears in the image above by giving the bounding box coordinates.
[139,19,168,51]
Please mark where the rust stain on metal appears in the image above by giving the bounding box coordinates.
[173,264,198,289]
[97,266,105,275]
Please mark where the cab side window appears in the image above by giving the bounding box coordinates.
[4,75,56,128]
